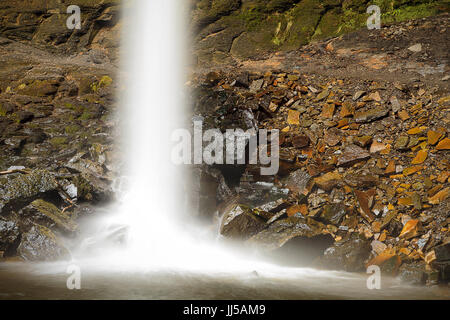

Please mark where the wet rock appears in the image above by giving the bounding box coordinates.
[354,189,376,222]
[353,135,372,148]
[20,199,78,234]
[285,169,311,195]
[433,261,450,282]
[324,127,342,146]
[314,171,342,191]
[399,219,422,240]
[394,135,410,150]
[247,216,326,250]
[366,250,402,276]
[220,204,266,240]
[345,173,379,189]
[188,167,231,219]
[237,181,288,209]
[235,72,249,88]
[354,107,389,123]
[318,238,371,272]
[248,216,333,266]
[17,224,70,261]
[434,242,450,262]
[72,173,113,202]
[0,217,20,252]
[319,203,347,225]
[398,262,426,285]
[0,170,58,213]
[249,79,264,93]
[337,144,370,167]
[291,134,310,148]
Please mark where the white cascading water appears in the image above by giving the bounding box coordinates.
[104,0,284,272]
[72,0,351,287]
[103,0,266,272]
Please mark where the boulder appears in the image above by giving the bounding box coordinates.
[0,170,58,214]
[247,216,333,266]
[17,224,70,261]
[20,199,78,235]
[220,204,266,240]
[398,262,426,285]
[318,238,371,272]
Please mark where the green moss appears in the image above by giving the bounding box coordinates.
[239,5,268,31]
[49,137,68,147]
[90,75,113,92]
[0,104,6,117]
[382,3,441,23]
[79,111,92,120]
[65,125,81,135]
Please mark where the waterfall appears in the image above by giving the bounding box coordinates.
[93,0,259,272]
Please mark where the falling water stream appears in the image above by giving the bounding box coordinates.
[0,0,449,300]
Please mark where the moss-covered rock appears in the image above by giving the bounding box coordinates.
[193,0,449,64]
[16,80,60,97]
[20,199,78,234]
[0,170,58,213]
[17,224,70,261]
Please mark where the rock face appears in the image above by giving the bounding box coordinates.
[0,0,121,61]
[190,0,448,66]
[17,224,70,261]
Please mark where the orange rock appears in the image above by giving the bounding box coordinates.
[424,251,436,264]
[340,102,354,118]
[287,110,300,125]
[354,189,376,222]
[427,130,442,145]
[399,219,420,239]
[398,110,410,121]
[367,250,395,267]
[321,103,335,119]
[437,171,449,183]
[337,118,349,128]
[428,187,449,205]
[436,138,450,150]
[411,149,428,164]
[398,197,413,206]
[372,221,381,233]
[385,160,396,175]
[314,171,342,191]
[403,166,423,176]
[407,126,427,135]
[370,141,387,153]
[287,204,308,217]
[325,42,334,52]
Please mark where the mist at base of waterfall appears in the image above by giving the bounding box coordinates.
[1,262,449,300]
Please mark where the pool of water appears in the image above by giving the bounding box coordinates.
[1,262,448,300]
